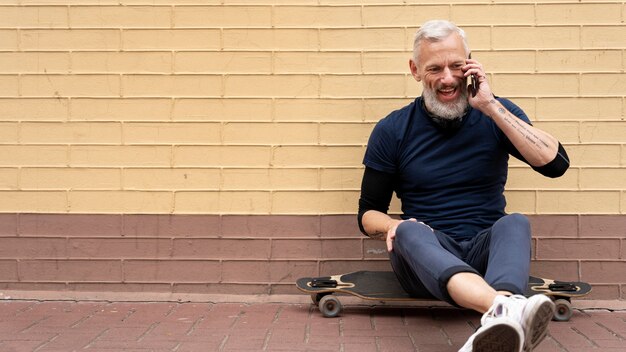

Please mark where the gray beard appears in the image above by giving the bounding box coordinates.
[422,84,469,120]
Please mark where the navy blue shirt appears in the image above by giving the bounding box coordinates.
[363,97,532,240]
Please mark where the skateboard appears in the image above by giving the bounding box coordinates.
[296,271,591,321]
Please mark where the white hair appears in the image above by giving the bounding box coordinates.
[412,20,470,64]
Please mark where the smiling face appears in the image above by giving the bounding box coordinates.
[410,32,469,120]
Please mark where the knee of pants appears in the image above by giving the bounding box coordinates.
[492,213,531,241]
[394,221,436,247]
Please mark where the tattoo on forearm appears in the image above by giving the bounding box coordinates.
[490,100,550,149]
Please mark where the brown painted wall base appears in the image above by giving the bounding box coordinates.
[0,214,624,300]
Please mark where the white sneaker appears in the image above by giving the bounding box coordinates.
[458,316,523,352]
[483,294,556,352]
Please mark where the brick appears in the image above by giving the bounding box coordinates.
[320,214,361,237]
[68,238,172,259]
[122,29,220,50]
[172,238,270,259]
[492,73,579,97]
[19,214,121,237]
[0,122,18,143]
[173,98,272,121]
[274,6,361,27]
[581,262,626,284]
[274,52,361,74]
[173,6,271,27]
[220,215,320,238]
[71,146,171,167]
[0,6,68,28]
[580,168,626,190]
[174,146,270,167]
[536,97,622,121]
[528,215,578,238]
[123,122,221,145]
[320,28,405,51]
[221,168,318,190]
[362,52,411,74]
[536,50,622,72]
[0,168,18,190]
[320,122,374,145]
[0,98,68,121]
[0,75,18,96]
[537,191,620,214]
[270,239,321,259]
[320,168,362,190]
[364,5,447,26]
[268,260,318,283]
[70,98,171,121]
[0,260,18,281]
[175,52,271,74]
[531,121,579,143]
[565,145,621,167]
[124,260,220,283]
[322,74,406,97]
[19,260,122,282]
[507,167,579,190]
[123,74,222,97]
[221,261,269,282]
[0,146,68,166]
[174,191,271,214]
[492,26,580,49]
[69,6,171,28]
[69,191,173,213]
[582,26,626,48]
[0,52,69,74]
[472,51,534,73]
[0,237,67,259]
[580,215,626,237]
[273,146,364,167]
[529,260,579,281]
[20,122,121,144]
[20,29,120,51]
[20,168,121,190]
[536,4,622,25]
[322,239,362,259]
[123,168,220,190]
[0,30,17,50]
[21,75,120,97]
[72,52,172,74]
[363,98,412,122]
[271,190,360,214]
[537,239,620,260]
[503,190,536,214]
[275,98,363,122]
[123,214,221,238]
[223,122,318,144]
[223,29,318,51]
[0,214,17,235]
[224,75,319,98]
[581,73,626,96]
[451,5,534,25]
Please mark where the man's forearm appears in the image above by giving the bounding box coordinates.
[484,99,559,167]
[362,210,400,240]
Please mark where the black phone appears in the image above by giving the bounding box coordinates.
[468,53,478,97]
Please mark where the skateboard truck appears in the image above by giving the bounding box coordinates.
[311,277,338,288]
[548,282,577,292]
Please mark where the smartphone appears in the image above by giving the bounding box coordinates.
[468,53,479,97]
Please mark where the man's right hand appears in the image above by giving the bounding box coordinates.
[386,218,417,252]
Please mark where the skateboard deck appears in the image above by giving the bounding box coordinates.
[296,271,591,321]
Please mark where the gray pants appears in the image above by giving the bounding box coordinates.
[389,213,532,306]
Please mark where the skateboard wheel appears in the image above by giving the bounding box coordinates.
[552,299,573,322]
[319,295,342,318]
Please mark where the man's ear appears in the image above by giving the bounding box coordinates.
[409,59,421,82]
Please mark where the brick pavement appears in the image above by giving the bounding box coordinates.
[0,300,625,352]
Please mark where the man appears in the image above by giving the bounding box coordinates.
[357,20,570,352]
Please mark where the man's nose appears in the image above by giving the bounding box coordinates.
[440,67,455,84]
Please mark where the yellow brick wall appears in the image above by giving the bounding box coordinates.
[0,1,624,215]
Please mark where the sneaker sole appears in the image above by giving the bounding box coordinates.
[473,322,523,352]
[523,296,556,352]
